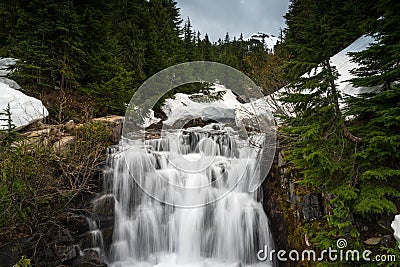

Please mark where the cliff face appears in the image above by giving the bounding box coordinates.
[262,147,325,266]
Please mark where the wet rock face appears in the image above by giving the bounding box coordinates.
[52,229,76,263]
[301,194,323,220]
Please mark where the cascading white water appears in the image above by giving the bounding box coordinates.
[103,124,274,267]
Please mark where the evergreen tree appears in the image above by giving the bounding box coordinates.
[345,0,400,219]
[279,0,379,250]
[143,0,184,75]
[183,17,196,61]
[224,32,230,44]
[76,0,133,115]
[1,0,84,92]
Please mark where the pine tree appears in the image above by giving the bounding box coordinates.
[110,0,147,83]
[224,32,230,44]
[3,1,101,93]
[75,0,133,115]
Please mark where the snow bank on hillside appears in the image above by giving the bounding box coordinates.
[392,215,400,249]
[161,84,274,129]
[140,109,161,128]
[0,58,49,130]
[0,83,49,130]
[330,35,376,95]
[294,35,376,96]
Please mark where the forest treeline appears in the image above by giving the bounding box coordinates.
[0,0,284,122]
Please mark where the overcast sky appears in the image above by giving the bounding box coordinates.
[175,0,290,42]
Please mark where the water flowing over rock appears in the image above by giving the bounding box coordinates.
[91,124,274,266]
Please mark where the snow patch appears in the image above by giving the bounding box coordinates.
[161,84,275,129]
[0,58,17,76]
[297,35,377,96]
[0,83,49,130]
[0,77,21,90]
[141,109,161,128]
[392,214,400,249]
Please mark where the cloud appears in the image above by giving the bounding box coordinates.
[176,0,289,42]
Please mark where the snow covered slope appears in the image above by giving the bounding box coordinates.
[0,58,49,130]
[330,35,376,96]
[162,84,238,126]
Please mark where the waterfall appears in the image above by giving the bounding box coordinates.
[102,124,274,266]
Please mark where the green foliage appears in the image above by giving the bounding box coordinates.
[379,245,400,266]
[0,129,53,228]
[14,256,31,267]
[0,104,17,145]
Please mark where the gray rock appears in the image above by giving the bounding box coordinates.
[65,120,76,133]
[302,194,322,220]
